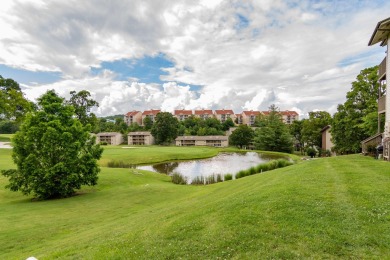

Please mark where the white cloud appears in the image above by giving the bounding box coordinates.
[1,0,390,117]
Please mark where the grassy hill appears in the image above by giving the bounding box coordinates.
[1,147,390,259]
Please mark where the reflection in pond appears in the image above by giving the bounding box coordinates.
[137,152,284,183]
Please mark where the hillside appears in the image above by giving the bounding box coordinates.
[1,149,390,259]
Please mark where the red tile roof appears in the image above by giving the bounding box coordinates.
[242,110,261,116]
[194,109,213,115]
[261,110,298,116]
[142,109,161,115]
[174,109,193,115]
[125,111,141,116]
[215,109,234,115]
[281,110,299,116]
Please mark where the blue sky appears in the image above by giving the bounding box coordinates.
[0,0,389,116]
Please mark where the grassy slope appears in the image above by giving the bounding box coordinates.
[1,148,390,258]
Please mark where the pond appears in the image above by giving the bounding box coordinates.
[136,152,285,183]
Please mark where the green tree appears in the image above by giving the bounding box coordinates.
[222,117,235,131]
[253,104,293,153]
[114,117,128,133]
[151,112,179,144]
[1,90,103,199]
[0,75,34,124]
[143,116,153,130]
[229,124,254,148]
[67,90,99,128]
[289,120,305,154]
[332,66,380,153]
[302,111,332,148]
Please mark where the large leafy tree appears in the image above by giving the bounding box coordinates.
[151,112,179,144]
[1,90,103,199]
[0,75,34,124]
[229,124,254,148]
[254,105,293,153]
[332,66,381,153]
[302,111,332,148]
[67,90,99,129]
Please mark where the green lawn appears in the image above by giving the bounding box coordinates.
[1,148,390,259]
[0,134,13,142]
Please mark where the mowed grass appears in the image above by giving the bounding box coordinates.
[1,148,390,258]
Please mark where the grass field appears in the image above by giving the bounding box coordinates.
[1,146,390,259]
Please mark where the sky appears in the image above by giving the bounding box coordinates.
[0,0,389,117]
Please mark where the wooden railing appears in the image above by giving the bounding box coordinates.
[379,57,386,80]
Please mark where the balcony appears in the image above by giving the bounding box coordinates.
[378,95,386,114]
[379,57,386,81]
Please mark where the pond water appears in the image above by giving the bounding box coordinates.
[136,152,284,183]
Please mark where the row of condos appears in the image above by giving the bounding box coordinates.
[95,132,228,147]
[124,109,299,126]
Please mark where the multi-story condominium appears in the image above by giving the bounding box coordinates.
[142,109,161,125]
[128,131,155,145]
[241,110,262,126]
[96,132,123,145]
[174,109,193,121]
[281,111,299,124]
[194,109,213,120]
[124,110,142,126]
[215,109,234,123]
[262,110,299,125]
[175,136,228,147]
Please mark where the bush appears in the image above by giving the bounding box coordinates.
[205,175,217,184]
[224,173,233,181]
[234,159,293,180]
[0,120,19,134]
[100,141,108,145]
[235,170,249,179]
[306,147,317,158]
[107,160,134,168]
[191,176,204,185]
[171,172,187,185]
[248,166,257,175]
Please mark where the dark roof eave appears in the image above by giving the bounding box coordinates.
[368,17,390,46]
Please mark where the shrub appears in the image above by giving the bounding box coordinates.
[171,172,187,185]
[234,159,294,181]
[277,159,292,168]
[306,147,317,158]
[224,173,233,181]
[216,174,223,183]
[205,175,217,184]
[100,141,108,145]
[248,166,257,175]
[107,160,134,168]
[191,176,204,185]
